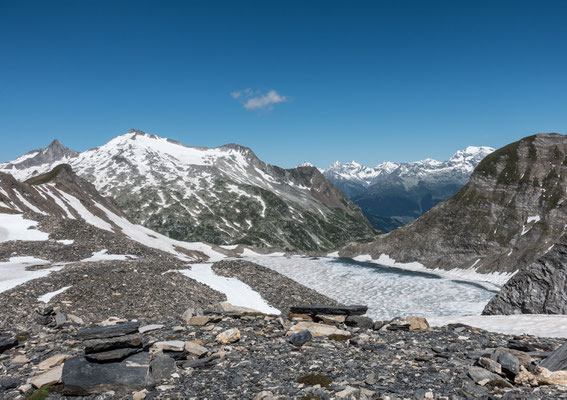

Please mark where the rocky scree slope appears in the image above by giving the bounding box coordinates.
[2,295,567,399]
[1,130,376,251]
[323,146,494,232]
[0,165,227,262]
[341,133,567,279]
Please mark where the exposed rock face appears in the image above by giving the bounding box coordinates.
[323,146,494,231]
[1,130,376,251]
[341,133,567,277]
[483,240,567,314]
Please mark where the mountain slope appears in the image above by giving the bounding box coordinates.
[341,133,567,280]
[1,130,376,250]
[0,165,226,262]
[323,146,494,231]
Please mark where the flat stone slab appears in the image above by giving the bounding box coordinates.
[289,305,368,316]
[31,365,64,388]
[541,341,567,371]
[0,337,18,354]
[63,352,152,395]
[84,333,142,354]
[139,324,164,334]
[77,322,140,340]
[85,347,142,363]
[287,322,350,337]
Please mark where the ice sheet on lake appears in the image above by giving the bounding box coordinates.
[175,264,280,315]
[244,255,497,320]
[429,314,567,338]
[354,253,514,287]
[0,257,62,294]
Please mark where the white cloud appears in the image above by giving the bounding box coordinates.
[231,89,289,111]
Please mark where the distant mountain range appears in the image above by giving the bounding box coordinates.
[0,130,376,251]
[320,146,495,231]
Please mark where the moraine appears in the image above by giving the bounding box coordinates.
[243,255,497,320]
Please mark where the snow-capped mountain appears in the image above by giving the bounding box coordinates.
[322,146,494,231]
[1,130,376,250]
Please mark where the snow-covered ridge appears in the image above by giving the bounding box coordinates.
[0,171,225,263]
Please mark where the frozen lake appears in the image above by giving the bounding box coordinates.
[245,255,498,320]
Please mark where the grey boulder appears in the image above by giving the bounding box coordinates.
[62,352,153,395]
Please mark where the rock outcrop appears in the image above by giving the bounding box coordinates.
[483,239,567,314]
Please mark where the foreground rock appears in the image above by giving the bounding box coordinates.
[63,353,152,395]
[2,307,567,399]
[290,305,368,316]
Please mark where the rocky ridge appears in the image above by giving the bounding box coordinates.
[1,130,377,251]
[0,165,229,262]
[341,133,567,279]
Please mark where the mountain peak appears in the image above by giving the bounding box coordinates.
[127,129,147,136]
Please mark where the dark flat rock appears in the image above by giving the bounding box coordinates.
[0,337,18,354]
[85,347,142,363]
[84,333,143,354]
[345,315,374,329]
[540,341,567,371]
[62,352,153,395]
[150,355,177,381]
[289,305,367,316]
[77,322,140,340]
[289,330,312,347]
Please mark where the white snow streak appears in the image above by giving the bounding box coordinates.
[38,285,72,303]
[174,264,280,314]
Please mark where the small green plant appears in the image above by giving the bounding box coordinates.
[26,386,51,400]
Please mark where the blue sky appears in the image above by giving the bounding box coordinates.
[1,0,566,168]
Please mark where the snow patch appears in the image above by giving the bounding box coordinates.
[56,239,74,245]
[174,264,280,314]
[0,257,62,294]
[13,190,47,215]
[38,285,72,303]
[0,214,49,242]
[81,250,138,262]
[58,192,114,231]
[93,202,225,262]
